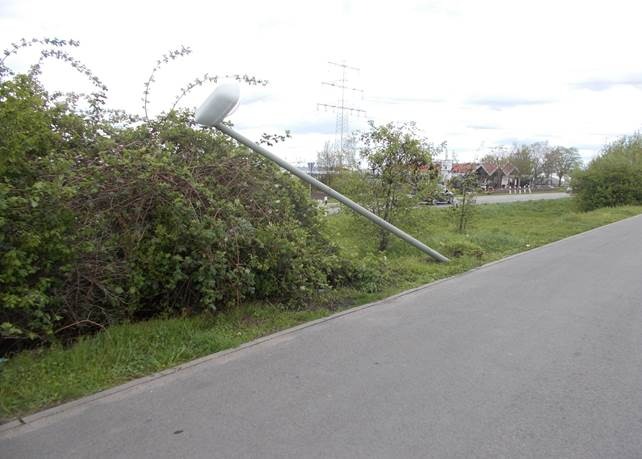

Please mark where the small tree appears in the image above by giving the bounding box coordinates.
[316,141,339,186]
[356,121,437,251]
[341,133,360,170]
[450,172,477,233]
[541,148,557,184]
[316,136,359,187]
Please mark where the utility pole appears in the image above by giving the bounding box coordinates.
[317,61,365,155]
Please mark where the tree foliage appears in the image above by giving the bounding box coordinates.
[549,146,582,186]
[336,121,440,251]
[316,137,359,186]
[507,144,534,178]
[480,145,509,167]
[572,133,642,211]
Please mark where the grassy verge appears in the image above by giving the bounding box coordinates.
[1,200,641,421]
[0,304,330,422]
[325,200,642,296]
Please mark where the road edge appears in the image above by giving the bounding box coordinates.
[2,212,640,434]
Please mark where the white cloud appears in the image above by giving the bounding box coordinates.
[1,0,641,164]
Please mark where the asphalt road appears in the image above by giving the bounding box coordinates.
[474,191,570,205]
[325,192,569,214]
[2,215,641,458]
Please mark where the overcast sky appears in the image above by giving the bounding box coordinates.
[2,0,642,164]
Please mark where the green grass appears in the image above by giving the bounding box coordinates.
[0,304,330,421]
[1,199,641,421]
[332,199,640,256]
[326,200,642,294]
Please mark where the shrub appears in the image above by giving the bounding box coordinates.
[0,74,355,353]
[349,254,392,293]
[573,134,642,211]
[449,172,478,233]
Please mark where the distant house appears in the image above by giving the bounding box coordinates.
[475,163,500,189]
[451,162,477,175]
[500,163,521,187]
[417,161,444,181]
[450,162,521,190]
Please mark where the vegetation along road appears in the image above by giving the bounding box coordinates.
[2,214,641,458]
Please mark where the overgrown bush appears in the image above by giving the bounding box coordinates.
[573,133,642,211]
[349,254,392,293]
[0,46,356,353]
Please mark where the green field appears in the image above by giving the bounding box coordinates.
[325,199,642,295]
[1,199,641,421]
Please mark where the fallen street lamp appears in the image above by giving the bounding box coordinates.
[195,83,449,263]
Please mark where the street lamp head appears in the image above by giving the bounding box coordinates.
[195,82,240,127]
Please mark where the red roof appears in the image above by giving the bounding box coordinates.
[451,163,476,174]
[418,163,439,173]
[479,163,499,175]
[452,162,519,175]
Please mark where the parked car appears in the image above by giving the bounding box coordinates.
[428,186,455,205]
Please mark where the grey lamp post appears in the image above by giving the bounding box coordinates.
[195,83,449,263]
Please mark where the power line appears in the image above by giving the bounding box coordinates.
[317,61,365,153]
